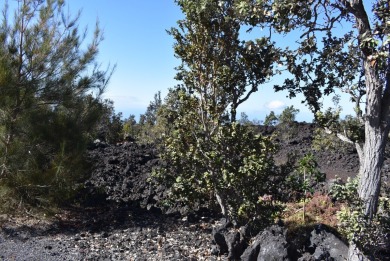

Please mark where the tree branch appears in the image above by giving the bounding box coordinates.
[324,127,353,144]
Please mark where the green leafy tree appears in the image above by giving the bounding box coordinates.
[0,0,113,209]
[95,99,123,143]
[136,91,166,144]
[264,111,278,126]
[278,105,299,125]
[170,0,277,123]
[156,90,282,223]
[156,0,281,222]
[141,91,162,126]
[122,114,138,140]
[278,105,300,141]
[235,0,389,218]
[233,0,389,257]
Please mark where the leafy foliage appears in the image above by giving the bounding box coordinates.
[263,111,278,126]
[170,0,278,122]
[94,99,123,144]
[136,92,165,144]
[296,154,324,221]
[155,0,285,223]
[155,98,283,223]
[122,114,138,140]
[263,105,300,141]
[330,177,359,204]
[285,154,324,201]
[278,105,299,125]
[312,128,350,153]
[233,0,390,225]
[331,178,390,258]
[315,108,364,144]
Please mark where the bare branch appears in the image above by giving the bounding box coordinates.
[324,127,353,144]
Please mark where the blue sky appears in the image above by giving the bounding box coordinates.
[68,1,185,119]
[7,0,356,122]
[64,0,320,122]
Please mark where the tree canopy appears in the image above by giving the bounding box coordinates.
[153,0,286,223]
[232,0,388,258]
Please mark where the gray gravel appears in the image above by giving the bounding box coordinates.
[0,211,224,261]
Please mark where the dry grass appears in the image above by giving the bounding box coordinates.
[282,192,343,230]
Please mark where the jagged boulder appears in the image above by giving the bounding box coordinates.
[309,225,348,261]
[211,218,247,259]
[289,224,348,261]
[241,225,290,261]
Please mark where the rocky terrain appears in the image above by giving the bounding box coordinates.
[0,205,216,260]
[1,123,389,260]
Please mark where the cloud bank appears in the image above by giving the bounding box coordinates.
[266,100,285,110]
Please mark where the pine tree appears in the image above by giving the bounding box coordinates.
[0,0,113,209]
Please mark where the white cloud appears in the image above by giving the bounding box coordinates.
[266,100,285,110]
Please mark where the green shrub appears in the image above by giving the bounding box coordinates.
[312,128,350,153]
[331,178,390,258]
[154,121,284,225]
[284,153,325,222]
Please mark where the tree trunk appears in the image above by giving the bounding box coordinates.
[358,123,387,219]
[357,55,389,219]
[348,32,389,258]
[347,0,388,252]
[215,190,228,217]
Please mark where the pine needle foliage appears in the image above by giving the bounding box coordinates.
[0,0,113,211]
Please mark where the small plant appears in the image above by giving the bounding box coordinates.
[298,154,319,221]
[285,153,325,222]
[330,177,359,202]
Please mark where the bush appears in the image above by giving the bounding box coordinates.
[312,128,352,153]
[154,121,285,226]
[331,178,390,259]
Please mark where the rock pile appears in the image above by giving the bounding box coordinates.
[210,221,349,261]
[86,141,159,205]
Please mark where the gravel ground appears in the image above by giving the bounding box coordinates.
[0,206,223,261]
